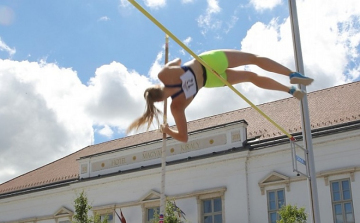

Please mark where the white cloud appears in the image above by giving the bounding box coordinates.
[188,0,360,121]
[238,0,360,98]
[98,125,114,138]
[98,16,110,22]
[119,0,130,7]
[121,0,166,10]
[0,37,16,58]
[0,168,16,183]
[0,58,159,183]
[197,0,222,35]
[296,0,360,85]
[144,0,166,9]
[178,37,193,55]
[0,59,93,183]
[207,0,220,13]
[250,0,282,11]
[224,15,239,34]
[148,51,164,81]
[85,61,153,130]
[183,37,192,46]
[118,0,135,17]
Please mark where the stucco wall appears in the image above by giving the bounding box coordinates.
[0,129,359,223]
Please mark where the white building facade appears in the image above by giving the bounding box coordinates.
[1,83,359,223]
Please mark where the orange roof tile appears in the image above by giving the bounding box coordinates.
[1,82,359,196]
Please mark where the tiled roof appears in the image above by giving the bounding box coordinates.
[1,82,359,196]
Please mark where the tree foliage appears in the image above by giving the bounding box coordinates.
[277,204,307,223]
[73,190,107,223]
[151,200,189,223]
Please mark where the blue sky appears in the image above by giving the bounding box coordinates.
[0,0,359,183]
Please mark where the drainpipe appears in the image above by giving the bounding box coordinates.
[88,158,91,178]
[245,150,251,223]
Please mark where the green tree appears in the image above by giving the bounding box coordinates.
[73,190,108,223]
[151,200,189,223]
[277,204,307,223]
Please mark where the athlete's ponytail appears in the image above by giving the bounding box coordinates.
[127,86,163,134]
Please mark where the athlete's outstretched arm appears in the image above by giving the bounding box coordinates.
[161,105,188,143]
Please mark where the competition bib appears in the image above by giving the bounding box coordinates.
[180,70,197,99]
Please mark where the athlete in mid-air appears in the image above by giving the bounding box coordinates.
[128,49,314,142]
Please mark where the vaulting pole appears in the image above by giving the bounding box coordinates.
[127,0,295,141]
[288,1,321,222]
[159,35,169,223]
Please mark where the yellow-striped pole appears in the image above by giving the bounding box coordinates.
[159,34,169,222]
[127,0,295,141]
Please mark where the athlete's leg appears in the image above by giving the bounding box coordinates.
[222,49,313,86]
[226,69,289,92]
[226,69,305,100]
[222,49,292,76]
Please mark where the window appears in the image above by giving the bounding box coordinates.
[267,189,285,223]
[100,213,114,223]
[331,179,355,223]
[202,197,222,223]
[146,206,160,223]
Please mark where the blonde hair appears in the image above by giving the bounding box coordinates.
[127,86,163,133]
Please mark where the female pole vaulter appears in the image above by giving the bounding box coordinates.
[127,49,313,142]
